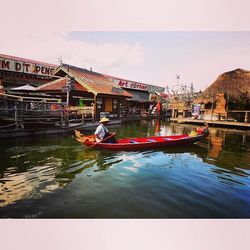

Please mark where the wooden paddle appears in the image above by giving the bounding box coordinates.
[88,132,117,148]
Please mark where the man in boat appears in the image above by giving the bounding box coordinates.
[94,117,117,143]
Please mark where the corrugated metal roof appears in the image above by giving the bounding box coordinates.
[125,89,150,102]
[36,77,88,92]
[55,65,132,97]
[11,84,36,91]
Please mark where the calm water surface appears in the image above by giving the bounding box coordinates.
[0,120,250,218]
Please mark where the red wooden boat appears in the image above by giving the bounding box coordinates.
[75,130,209,151]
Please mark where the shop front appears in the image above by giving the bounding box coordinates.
[105,75,165,118]
[51,64,131,122]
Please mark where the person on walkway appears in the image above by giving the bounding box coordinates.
[94,117,117,143]
[148,104,153,114]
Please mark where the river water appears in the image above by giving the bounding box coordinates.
[0,120,249,218]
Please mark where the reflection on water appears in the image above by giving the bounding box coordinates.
[207,129,224,159]
[204,127,250,187]
[0,120,250,218]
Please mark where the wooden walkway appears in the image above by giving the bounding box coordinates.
[170,118,250,129]
[0,120,122,139]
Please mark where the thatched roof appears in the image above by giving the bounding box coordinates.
[201,68,250,100]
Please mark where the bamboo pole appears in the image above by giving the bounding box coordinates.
[14,105,18,128]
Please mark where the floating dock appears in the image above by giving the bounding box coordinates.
[171,118,250,130]
[0,120,122,139]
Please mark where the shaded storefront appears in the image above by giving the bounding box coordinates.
[105,75,165,118]
[43,64,132,121]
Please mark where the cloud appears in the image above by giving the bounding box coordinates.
[61,39,145,72]
[4,0,248,31]
[0,32,145,73]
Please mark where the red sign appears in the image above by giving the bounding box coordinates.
[107,76,165,93]
[117,80,147,90]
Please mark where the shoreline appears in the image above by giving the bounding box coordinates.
[0,117,249,139]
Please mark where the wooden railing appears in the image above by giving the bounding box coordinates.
[0,95,95,130]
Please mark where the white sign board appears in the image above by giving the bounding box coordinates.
[108,77,165,93]
[0,56,56,76]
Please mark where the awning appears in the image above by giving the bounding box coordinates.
[11,84,36,91]
[125,89,150,102]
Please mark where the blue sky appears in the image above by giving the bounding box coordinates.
[67,31,250,91]
[1,1,250,92]
[1,31,250,92]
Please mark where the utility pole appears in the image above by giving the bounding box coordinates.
[190,82,194,96]
[62,75,75,127]
[66,75,70,127]
[176,74,180,94]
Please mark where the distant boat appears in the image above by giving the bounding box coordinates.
[75,130,209,151]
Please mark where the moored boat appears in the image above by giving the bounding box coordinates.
[75,129,209,151]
